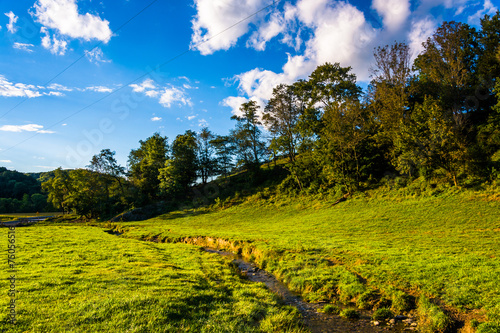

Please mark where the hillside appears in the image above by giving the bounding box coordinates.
[112,189,500,332]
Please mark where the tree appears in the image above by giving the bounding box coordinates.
[368,42,412,166]
[210,135,234,178]
[159,130,198,197]
[230,100,266,168]
[128,133,169,202]
[414,21,478,124]
[396,97,468,186]
[263,84,301,162]
[320,98,372,192]
[197,128,217,184]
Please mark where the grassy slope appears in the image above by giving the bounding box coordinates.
[117,192,500,329]
[0,226,305,332]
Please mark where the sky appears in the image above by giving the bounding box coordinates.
[0,0,497,173]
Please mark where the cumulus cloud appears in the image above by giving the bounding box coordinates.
[5,11,18,33]
[0,124,54,134]
[0,75,42,98]
[372,0,411,31]
[151,116,162,121]
[32,0,112,42]
[130,79,157,93]
[408,17,437,60]
[222,96,249,116]
[225,0,377,115]
[159,87,192,108]
[190,0,267,55]
[130,79,192,108]
[468,0,498,26]
[41,26,68,55]
[13,43,35,53]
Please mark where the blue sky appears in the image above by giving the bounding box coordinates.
[0,0,497,173]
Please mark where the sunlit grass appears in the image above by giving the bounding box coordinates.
[117,192,500,329]
[0,226,305,332]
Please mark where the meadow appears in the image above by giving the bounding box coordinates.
[0,225,305,332]
[113,190,500,332]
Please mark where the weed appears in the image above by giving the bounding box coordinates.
[340,309,360,319]
[417,296,451,333]
[322,304,341,315]
[372,308,394,321]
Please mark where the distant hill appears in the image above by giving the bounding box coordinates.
[0,167,54,213]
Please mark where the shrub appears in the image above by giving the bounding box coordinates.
[322,304,340,315]
[417,296,451,333]
[476,322,500,333]
[391,290,413,313]
[340,309,360,319]
[356,290,378,310]
[372,308,394,321]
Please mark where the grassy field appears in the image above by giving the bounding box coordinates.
[0,225,305,332]
[113,191,500,332]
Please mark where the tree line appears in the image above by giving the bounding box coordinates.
[41,15,500,218]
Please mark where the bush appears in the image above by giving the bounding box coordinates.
[476,322,500,333]
[372,308,394,321]
[417,296,451,333]
[356,290,378,310]
[322,304,340,315]
[340,309,360,319]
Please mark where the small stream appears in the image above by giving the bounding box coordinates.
[203,247,414,333]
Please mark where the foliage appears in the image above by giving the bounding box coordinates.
[372,308,394,321]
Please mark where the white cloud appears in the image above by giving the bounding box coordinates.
[85,47,110,64]
[372,0,411,31]
[131,80,192,108]
[225,0,377,115]
[0,160,12,163]
[85,86,113,93]
[45,91,64,96]
[130,79,157,93]
[41,26,67,55]
[222,96,249,116]
[159,87,192,108]
[47,83,72,91]
[247,10,288,51]
[13,42,35,53]
[151,116,162,121]
[32,0,112,42]
[0,124,54,134]
[468,0,498,26]
[408,17,437,60]
[5,11,18,33]
[198,118,209,127]
[0,75,42,98]
[190,0,267,55]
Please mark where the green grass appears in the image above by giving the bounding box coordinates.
[0,226,305,332]
[115,191,500,328]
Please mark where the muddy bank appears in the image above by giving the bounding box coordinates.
[203,247,413,333]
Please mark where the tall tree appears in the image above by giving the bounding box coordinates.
[197,128,216,184]
[413,21,478,125]
[210,135,234,178]
[159,130,198,197]
[369,42,412,166]
[263,84,301,162]
[230,100,266,168]
[128,133,169,202]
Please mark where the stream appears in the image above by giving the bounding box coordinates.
[203,247,414,333]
